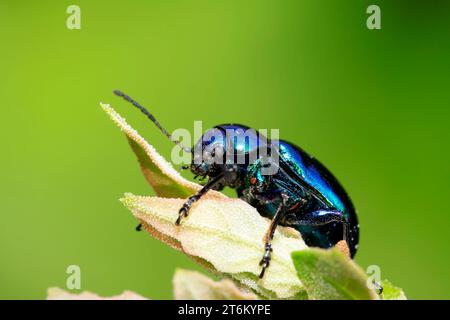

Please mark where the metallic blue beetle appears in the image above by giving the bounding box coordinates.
[114,90,359,278]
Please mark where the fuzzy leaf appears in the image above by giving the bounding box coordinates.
[47,287,147,300]
[381,280,407,300]
[122,194,306,299]
[173,269,257,300]
[292,248,378,300]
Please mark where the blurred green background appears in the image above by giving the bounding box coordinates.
[0,0,449,299]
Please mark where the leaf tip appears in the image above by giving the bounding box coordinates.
[120,193,138,209]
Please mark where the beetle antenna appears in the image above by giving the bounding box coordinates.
[113,90,191,153]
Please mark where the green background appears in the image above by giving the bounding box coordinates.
[0,0,449,299]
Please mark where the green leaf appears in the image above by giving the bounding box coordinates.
[173,269,257,300]
[292,248,378,300]
[381,279,407,300]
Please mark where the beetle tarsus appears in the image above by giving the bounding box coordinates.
[176,205,189,225]
[259,243,273,278]
[374,280,383,295]
[257,198,286,279]
[259,266,267,278]
[175,174,225,225]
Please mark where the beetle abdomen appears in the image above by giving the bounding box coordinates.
[278,140,359,257]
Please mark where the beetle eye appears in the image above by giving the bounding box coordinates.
[250,177,257,185]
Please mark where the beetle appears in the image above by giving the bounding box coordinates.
[113,90,359,279]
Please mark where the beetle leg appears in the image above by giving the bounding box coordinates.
[373,280,383,295]
[293,209,349,245]
[176,173,224,225]
[259,193,289,278]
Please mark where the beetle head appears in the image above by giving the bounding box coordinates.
[190,128,226,178]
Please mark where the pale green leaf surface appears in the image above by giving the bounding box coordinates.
[122,194,306,299]
[173,269,257,300]
[292,248,378,300]
[381,280,407,300]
